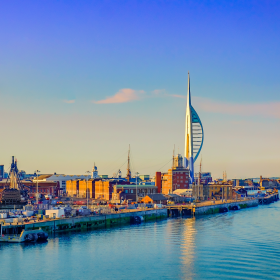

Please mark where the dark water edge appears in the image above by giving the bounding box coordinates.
[1,201,280,280]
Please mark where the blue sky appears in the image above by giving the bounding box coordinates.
[0,0,280,178]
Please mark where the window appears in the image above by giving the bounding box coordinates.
[125,190,128,193]
[131,190,133,193]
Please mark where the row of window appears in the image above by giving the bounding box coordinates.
[124,189,156,194]
[32,189,50,193]
[173,184,187,188]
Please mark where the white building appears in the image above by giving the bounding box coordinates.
[92,163,99,179]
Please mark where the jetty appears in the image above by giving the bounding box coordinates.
[0,208,167,236]
[258,193,279,204]
[166,196,278,217]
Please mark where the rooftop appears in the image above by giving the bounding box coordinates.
[115,184,157,189]
[144,194,168,201]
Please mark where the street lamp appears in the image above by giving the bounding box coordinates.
[86,171,90,209]
[35,170,40,204]
[135,172,139,203]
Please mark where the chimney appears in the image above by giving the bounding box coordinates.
[155,172,162,193]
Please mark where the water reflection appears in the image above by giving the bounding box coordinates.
[180,218,196,280]
[1,203,280,280]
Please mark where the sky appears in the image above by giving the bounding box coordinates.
[0,0,280,179]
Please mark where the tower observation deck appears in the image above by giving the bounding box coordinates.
[184,73,204,183]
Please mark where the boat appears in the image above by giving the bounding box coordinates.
[0,228,48,243]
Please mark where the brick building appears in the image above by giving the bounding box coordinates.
[66,179,100,198]
[193,183,233,201]
[112,184,158,202]
[94,180,130,200]
[95,180,115,200]
[0,180,59,197]
[156,154,190,195]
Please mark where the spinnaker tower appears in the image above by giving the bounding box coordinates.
[184,73,204,183]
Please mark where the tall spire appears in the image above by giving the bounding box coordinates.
[185,72,193,161]
[184,72,195,184]
[126,144,131,182]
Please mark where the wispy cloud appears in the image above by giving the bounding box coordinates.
[151,89,185,99]
[193,97,280,119]
[93,88,145,104]
[160,93,280,118]
[167,94,185,99]
[63,99,75,104]
[92,87,280,119]
[152,89,166,95]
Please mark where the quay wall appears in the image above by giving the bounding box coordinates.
[3,209,167,233]
[194,199,259,215]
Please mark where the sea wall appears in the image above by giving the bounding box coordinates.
[4,209,167,233]
[194,199,259,216]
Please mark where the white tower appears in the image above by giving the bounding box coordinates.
[184,72,204,184]
[92,163,98,179]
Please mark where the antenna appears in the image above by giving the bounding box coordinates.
[173,144,175,168]
[126,144,131,182]
[198,158,202,187]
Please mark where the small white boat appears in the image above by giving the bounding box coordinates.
[0,228,48,243]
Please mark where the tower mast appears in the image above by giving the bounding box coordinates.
[184,72,195,183]
[126,145,131,182]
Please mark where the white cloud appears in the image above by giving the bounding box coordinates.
[193,97,280,119]
[63,100,75,104]
[152,89,166,95]
[93,88,145,104]
[161,93,280,119]
[168,94,186,99]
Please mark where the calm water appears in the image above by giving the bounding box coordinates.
[1,202,280,280]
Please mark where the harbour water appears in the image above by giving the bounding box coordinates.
[1,202,280,280]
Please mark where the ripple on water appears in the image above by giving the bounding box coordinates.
[1,203,280,280]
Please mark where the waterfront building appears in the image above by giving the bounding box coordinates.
[140,194,168,205]
[34,174,91,193]
[165,193,187,203]
[192,183,233,201]
[173,188,193,197]
[94,180,113,200]
[156,154,190,195]
[25,181,59,196]
[184,73,204,183]
[259,176,280,189]
[95,180,130,200]
[0,180,59,198]
[233,178,255,187]
[66,180,79,197]
[66,179,101,198]
[111,184,158,202]
[194,172,212,185]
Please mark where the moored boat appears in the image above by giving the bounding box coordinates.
[0,228,48,243]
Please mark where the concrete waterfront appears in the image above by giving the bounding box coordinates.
[2,194,278,237]
[1,208,168,234]
[167,193,279,217]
